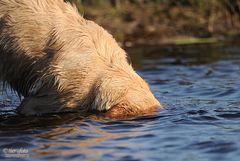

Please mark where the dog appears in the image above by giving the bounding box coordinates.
[0,0,161,118]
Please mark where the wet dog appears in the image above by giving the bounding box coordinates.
[0,0,161,118]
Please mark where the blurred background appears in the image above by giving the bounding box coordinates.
[66,0,240,46]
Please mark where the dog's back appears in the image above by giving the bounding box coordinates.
[0,0,84,56]
[0,0,85,95]
[0,0,50,95]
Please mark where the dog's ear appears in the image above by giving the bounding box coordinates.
[92,75,129,112]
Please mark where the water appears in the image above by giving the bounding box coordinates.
[0,43,240,161]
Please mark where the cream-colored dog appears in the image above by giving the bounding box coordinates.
[0,0,161,118]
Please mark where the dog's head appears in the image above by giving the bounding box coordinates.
[92,66,161,119]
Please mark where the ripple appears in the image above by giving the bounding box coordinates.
[215,88,238,98]
[190,141,237,153]
[217,113,240,119]
[0,44,240,161]
[187,110,208,115]
[101,123,143,133]
[194,115,220,121]
[0,141,35,149]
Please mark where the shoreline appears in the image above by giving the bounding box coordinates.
[67,0,240,47]
[121,36,240,48]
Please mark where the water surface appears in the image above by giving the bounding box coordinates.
[0,43,240,161]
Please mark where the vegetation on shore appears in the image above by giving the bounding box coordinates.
[66,0,240,46]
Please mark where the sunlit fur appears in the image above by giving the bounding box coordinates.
[0,0,161,118]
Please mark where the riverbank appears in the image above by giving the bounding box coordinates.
[68,0,240,46]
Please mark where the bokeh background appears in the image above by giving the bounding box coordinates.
[66,0,240,46]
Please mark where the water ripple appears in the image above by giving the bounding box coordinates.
[0,44,240,161]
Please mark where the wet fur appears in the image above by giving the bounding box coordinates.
[0,0,160,118]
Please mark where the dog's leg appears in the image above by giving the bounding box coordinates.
[17,96,61,116]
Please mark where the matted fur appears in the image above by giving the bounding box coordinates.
[0,0,161,118]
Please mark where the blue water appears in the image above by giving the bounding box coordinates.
[0,43,240,161]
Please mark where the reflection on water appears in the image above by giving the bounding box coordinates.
[0,43,240,161]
